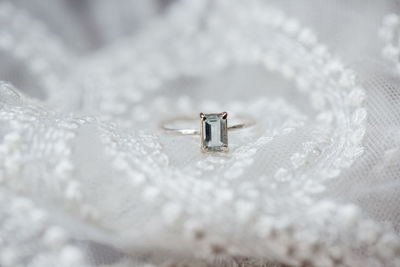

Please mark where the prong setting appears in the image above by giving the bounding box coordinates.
[200,112,228,152]
[200,112,206,121]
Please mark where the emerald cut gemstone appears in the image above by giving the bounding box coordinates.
[200,112,228,152]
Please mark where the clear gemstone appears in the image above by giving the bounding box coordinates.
[201,113,228,152]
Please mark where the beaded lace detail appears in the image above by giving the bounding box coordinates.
[0,1,400,266]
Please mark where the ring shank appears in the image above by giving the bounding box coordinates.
[160,116,255,135]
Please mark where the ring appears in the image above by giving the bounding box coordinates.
[160,112,255,152]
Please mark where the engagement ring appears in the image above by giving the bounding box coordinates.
[160,112,255,152]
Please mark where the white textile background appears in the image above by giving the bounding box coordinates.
[1,0,400,266]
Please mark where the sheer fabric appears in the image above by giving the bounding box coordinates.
[0,0,400,266]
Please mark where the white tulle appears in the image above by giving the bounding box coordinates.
[0,0,400,266]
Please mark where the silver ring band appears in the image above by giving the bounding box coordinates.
[160,115,255,135]
[160,112,255,152]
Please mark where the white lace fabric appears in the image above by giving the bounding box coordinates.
[1,0,400,266]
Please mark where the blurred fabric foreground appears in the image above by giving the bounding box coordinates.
[1,0,400,266]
